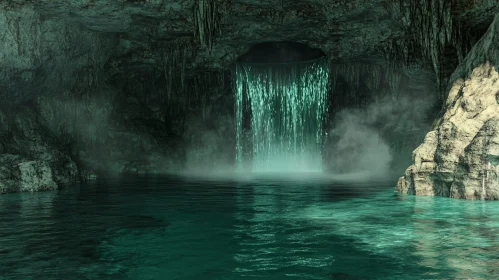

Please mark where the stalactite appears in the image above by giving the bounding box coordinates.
[181,48,187,89]
[160,39,195,107]
[330,63,386,106]
[386,64,402,99]
[398,0,481,100]
[365,65,384,102]
[380,38,417,68]
[330,64,362,103]
[35,56,107,151]
[193,0,221,50]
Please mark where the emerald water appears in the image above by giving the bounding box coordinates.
[234,58,330,172]
[1,176,498,279]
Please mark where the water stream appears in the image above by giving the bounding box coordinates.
[234,57,330,172]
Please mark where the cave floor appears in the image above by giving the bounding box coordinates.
[1,176,498,279]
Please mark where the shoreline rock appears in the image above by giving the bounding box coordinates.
[396,14,499,199]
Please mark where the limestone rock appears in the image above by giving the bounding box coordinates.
[397,14,499,199]
[0,155,58,193]
[450,118,499,200]
[18,160,58,192]
[396,130,439,195]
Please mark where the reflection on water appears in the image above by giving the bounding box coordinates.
[0,176,498,279]
[301,192,499,279]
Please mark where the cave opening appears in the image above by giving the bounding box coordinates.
[232,41,438,176]
[237,41,326,64]
[234,42,329,172]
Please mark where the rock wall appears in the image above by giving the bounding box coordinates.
[0,105,80,193]
[37,70,234,176]
[0,1,234,194]
[0,2,117,105]
[0,1,498,194]
[396,14,499,199]
[0,2,118,193]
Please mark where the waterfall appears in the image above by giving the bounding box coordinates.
[234,57,330,172]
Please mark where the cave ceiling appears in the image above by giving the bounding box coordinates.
[0,0,497,101]
[32,0,498,73]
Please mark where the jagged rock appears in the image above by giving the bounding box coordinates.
[5,0,491,80]
[0,154,24,193]
[397,15,499,199]
[450,118,499,199]
[18,160,58,192]
[0,154,57,193]
[397,131,439,195]
[0,106,80,194]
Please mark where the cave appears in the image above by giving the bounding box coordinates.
[237,41,327,63]
[234,42,330,172]
[1,1,499,279]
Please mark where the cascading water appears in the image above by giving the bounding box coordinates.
[234,57,330,172]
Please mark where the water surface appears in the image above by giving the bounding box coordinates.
[1,176,498,279]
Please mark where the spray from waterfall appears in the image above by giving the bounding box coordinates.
[234,57,330,172]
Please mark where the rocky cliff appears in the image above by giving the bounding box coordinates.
[396,14,499,200]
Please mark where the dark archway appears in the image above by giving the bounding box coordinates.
[237,41,326,63]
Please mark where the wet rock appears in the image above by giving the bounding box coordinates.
[80,170,98,181]
[451,118,499,199]
[0,155,57,193]
[0,3,117,105]
[0,107,80,194]
[397,14,499,199]
[18,160,58,192]
[0,154,24,193]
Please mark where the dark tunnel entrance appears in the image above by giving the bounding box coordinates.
[237,41,326,63]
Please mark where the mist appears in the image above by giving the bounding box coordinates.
[33,63,437,182]
[181,104,236,174]
[181,79,438,182]
[324,89,438,180]
[325,112,392,178]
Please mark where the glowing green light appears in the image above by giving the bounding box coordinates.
[234,57,330,172]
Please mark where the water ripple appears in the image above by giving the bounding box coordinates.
[1,176,498,279]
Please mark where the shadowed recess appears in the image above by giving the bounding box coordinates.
[237,41,326,63]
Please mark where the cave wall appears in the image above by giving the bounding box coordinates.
[0,3,118,105]
[397,13,499,200]
[36,67,234,176]
[0,105,80,193]
[0,2,117,193]
[0,1,235,191]
[0,0,498,194]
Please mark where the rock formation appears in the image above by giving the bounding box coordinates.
[0,1,498,195]
[396,14,499,200]
[0,106,80,193]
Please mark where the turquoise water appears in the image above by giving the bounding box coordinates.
[1,176,499,280]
